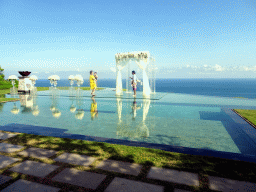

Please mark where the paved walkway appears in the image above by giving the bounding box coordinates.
[0,132,255,192]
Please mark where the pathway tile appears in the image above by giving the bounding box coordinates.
[9,160,59,177]
[0,132,17,140]
[96,159,142,176]
[18,147,57,159]
[1,179,60,192]
[147,167,199,186]
[104,177,164,192]
[0,174,12,185]
[52,168,106,189]
[53,152,96,166]
[0,155,20,169]
[0,143,24,153]
[174,189,192,192]
[208,176,256,192]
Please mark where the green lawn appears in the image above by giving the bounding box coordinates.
[234,109,256,126]
[0,98,20,103]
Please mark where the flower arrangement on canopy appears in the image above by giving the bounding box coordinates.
[8,75,18,87]
[29,75,38,86]
[74,75,84,87]
[48,75,60,87]
[68,75,75,86]
[115,51,149,62]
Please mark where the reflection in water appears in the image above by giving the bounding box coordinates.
[18,93,40,116]
[31,93,39,116]
[75,88,84,120]
[116,98,151,139]
[10,87,18,96]
[11,103,19,115]
[131,98,141,120]
[50,88,61,119]
[91,96,98,120]
[9,92,40,115]
[20,94,33,108]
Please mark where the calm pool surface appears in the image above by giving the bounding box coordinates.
[1,89,256,160]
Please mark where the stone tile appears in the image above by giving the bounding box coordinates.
[52,168,106,189]
[9,160,59,177]
[104,177,164,192]
[96,160,142,176]
[53,152,96,166]
[0,174,12,185]
[0,143,24,153]
[1,179,60,192]
[18,147,57,159]
[174,189,192,192]
[209,175,256,192]
[0,132,17,140]
[147,167,199,186]
[0,155,20,169]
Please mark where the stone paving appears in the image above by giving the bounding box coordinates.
[96,159,142,176]
[0,132,17,140]
[0,131,256,191]
[9,160,59,177]
[52,168,106,189]
[0,143,24,153]
[147,167,200,186]
[53,152,96,166]
[18,147,57,159]
[1,179,60,192]
[0,155,20,169]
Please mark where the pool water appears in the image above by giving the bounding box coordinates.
[1,89,256,161]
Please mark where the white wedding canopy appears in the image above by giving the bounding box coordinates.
[115,51,155,97]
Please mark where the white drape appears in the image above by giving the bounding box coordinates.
[135,57,151,97]
[116,59,129,95]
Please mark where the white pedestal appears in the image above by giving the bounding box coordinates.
[18,77,33,93]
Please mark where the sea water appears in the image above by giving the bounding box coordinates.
[36,78,256,99]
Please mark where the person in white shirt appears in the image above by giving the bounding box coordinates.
[130,71,137,97]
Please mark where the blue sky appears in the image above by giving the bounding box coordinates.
[1,0,256,79]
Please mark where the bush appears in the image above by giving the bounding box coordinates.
[0,80,18,90]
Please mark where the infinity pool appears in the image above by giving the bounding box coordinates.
[1,88,256,162]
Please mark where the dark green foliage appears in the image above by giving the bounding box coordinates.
[0,66,18,89]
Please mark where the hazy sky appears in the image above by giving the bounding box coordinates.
[1,0,256,79]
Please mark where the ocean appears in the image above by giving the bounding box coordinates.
[36,78,256,99]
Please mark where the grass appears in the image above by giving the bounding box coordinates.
[234,109,256,127]
[0,98,20,103]
[0,89,11,95]
[1,131,256,186]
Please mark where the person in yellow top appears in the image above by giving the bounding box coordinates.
[89,70,96,96]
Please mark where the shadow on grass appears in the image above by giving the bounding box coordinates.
[5,132,256,184]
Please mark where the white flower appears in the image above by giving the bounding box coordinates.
[52,75,60,80]
[29,75,38,80]
[74,75,83,81]
[68,75,75,80]
[8,75,18,80]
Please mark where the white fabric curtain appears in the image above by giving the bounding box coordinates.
[116,59,129,95]
[135,56,151,97]
[136,99,151,138]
